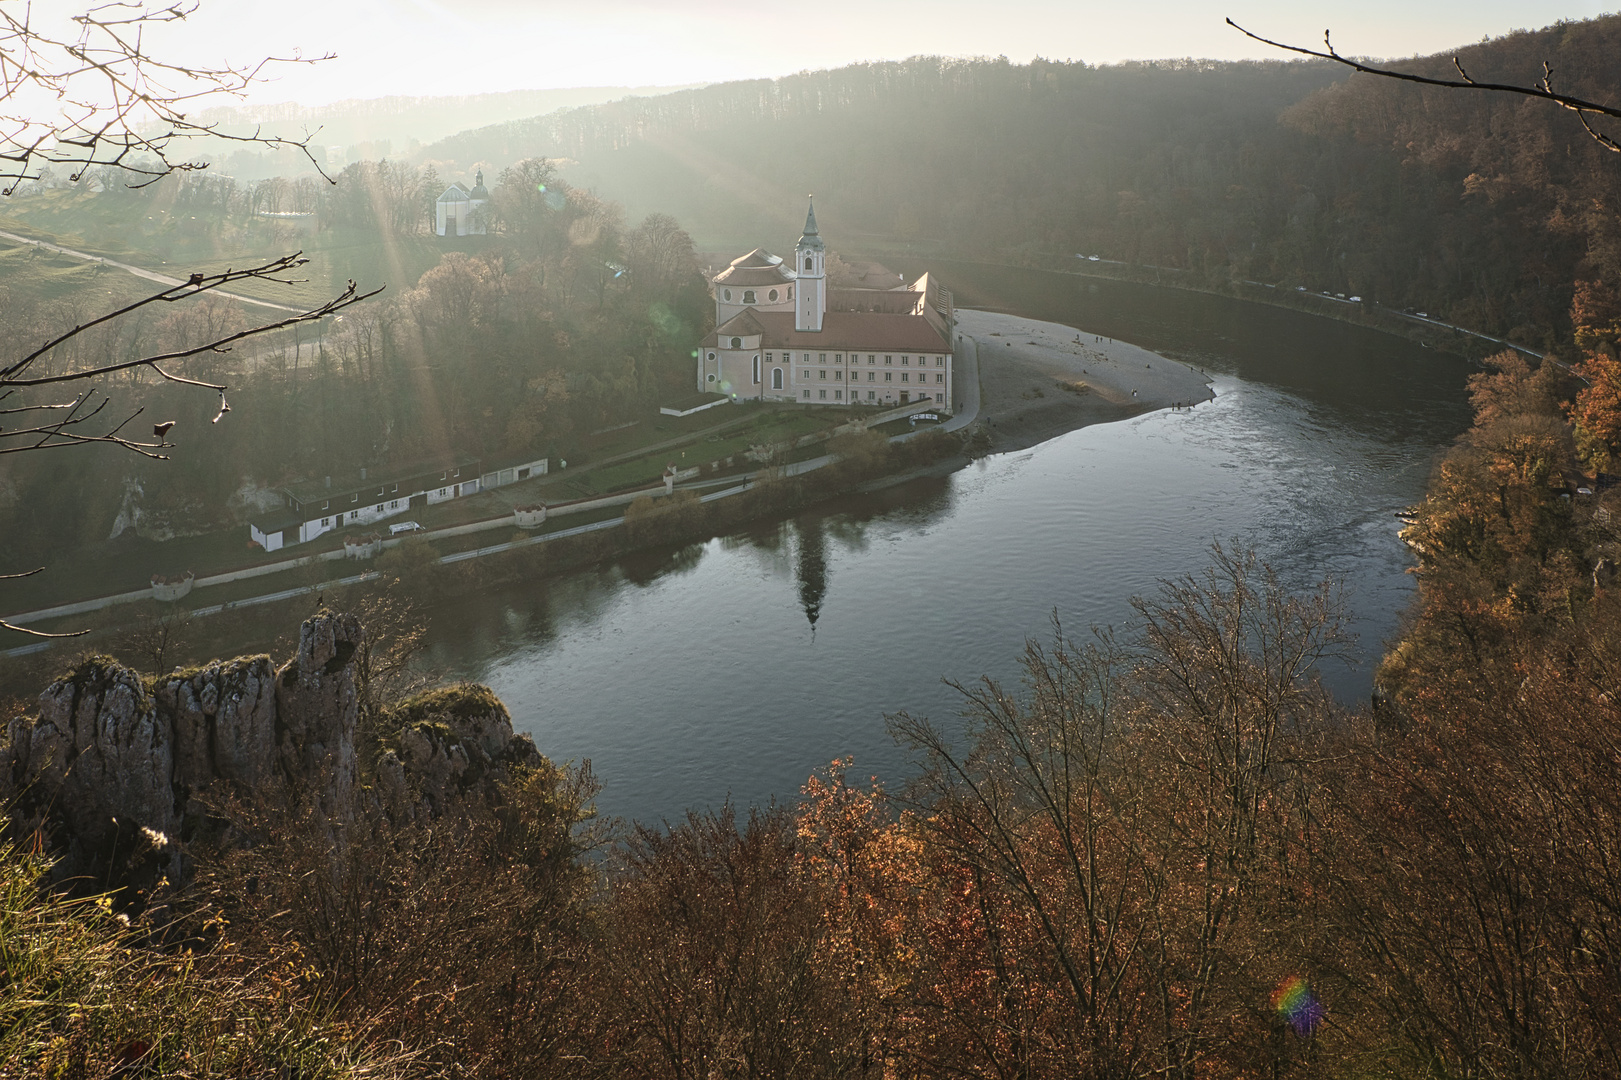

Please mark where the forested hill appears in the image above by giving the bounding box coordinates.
[420,15,1621,350]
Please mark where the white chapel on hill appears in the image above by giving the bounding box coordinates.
[436,170,490,236]
[698,200,956,410]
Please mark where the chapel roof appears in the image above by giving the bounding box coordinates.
[714,263,796,287]
[731,247,781,268]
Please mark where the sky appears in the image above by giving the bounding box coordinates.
[26,0,1618,106]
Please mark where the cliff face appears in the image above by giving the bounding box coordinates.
[0,613,539,893]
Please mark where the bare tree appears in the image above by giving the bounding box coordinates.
[0,3,384,636]
[0,2,330,191]
[1228,18,1621,153]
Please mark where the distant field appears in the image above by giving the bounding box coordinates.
[0,190,470,312]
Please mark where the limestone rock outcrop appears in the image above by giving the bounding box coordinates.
[0,613,540,892]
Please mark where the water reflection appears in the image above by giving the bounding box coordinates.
[419,273,1474,825]
[795,518,828,630]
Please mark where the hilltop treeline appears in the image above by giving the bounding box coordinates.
[425,17,1621,348]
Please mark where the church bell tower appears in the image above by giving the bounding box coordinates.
[795,197,825,333]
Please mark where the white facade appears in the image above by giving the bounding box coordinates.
[698,201,955,412]
[436,171,490,236]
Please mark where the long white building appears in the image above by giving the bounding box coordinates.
[698,201,956,410]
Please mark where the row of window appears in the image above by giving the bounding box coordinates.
[721,286,791,304]
[799,389,947,403]
[764,352,945,367]
[802,369,946,384]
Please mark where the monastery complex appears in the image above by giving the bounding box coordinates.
[699,201,956,410]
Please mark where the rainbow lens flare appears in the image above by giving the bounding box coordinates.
[1271,976,1323,1036]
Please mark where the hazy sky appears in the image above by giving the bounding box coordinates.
[36,0,1617,105]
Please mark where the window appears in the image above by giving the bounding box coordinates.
[936,356,945,366]
[802,370,810,380]
[391,483,399,492]
[743,290,756,304]
[351,493,359,503]
[819,353,826,362]
[772,368,783,390]
[707,373,716,382]
[867,371,875,381]
[819,370,826,380]
[804,256,813,271]
[835,389,842,399]
[723,288,732,301]
[753,356,761,384]
[902,355,910,365]
[901,372,909,382]
[803,389,811,399]
[707,352,716,362]
[803,353,810,362]
[819,388,827,399]
[768,288,779,301]
[885,371,892,382]
[835,353,842,362]
[453,468,460,478]
[936,372,944,383]
[867,390,875,400]
[730,336,742,349]
[788,286,793,299]
[936,393,944,403]
[322,500,329,511]
[322,517,330,527]
[868,355,876,364]
[835,370,842,380]
[765,352,773,362]
[884,355,893,365]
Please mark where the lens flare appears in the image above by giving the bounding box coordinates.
[1271,976,1323,1036]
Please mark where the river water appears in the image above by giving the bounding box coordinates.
[421,266,1475,825]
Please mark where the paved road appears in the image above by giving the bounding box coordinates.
[0,228,306,313]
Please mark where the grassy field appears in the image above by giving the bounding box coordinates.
[0,190,466,309]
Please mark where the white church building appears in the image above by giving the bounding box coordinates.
[698,201,955,410]
[436,170,490,236]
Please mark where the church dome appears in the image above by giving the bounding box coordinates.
[469,169,490,200]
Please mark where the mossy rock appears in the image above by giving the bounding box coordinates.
[384,683,505,726]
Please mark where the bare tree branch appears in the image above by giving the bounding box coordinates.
[0,268,383,455]
[0,1,335,192]
[1227,18,1621,153]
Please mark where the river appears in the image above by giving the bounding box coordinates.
[421,266,1476,825]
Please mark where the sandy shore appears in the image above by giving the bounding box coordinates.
[956,309,1213,452]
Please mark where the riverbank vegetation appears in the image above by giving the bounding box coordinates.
[9,527,1617,1078]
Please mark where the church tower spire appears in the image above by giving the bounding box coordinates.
[795,196,825,332]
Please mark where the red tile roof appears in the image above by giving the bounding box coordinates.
[704,309,951,353]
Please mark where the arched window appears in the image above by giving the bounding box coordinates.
[730,336,742,349]
[771,368,783,390]
[743,290,756,304]
[768,288,779,301]
[804,256,813,271]
[723,288,732,301]
[752,355,761,384]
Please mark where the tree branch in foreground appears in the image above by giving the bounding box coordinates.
[1227,18,1621,153]
[0,569,89,637]
[0,257,384,457]
[0,1,335,191]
